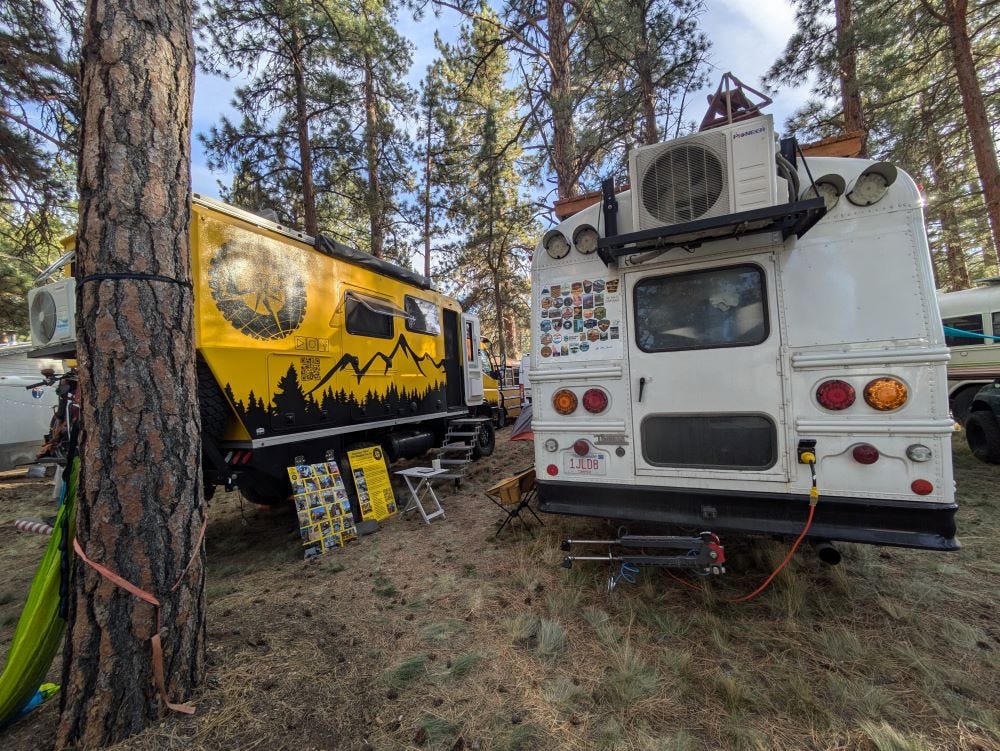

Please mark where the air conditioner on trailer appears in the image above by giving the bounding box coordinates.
[629,114,780,232]
[28,278,76,349]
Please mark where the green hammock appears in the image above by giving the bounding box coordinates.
[0,457,78,727]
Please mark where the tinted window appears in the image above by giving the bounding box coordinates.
[635,265,767,352]
[404,296,441,335]
[346,296,393,339]
[943,314,984,346]
[992,311,1000,338]
[641,414,776,469]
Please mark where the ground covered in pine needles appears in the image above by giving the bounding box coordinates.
[1,431,998,751]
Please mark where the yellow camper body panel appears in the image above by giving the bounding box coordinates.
[190,198,462,443]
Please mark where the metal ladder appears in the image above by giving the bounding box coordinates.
[433,416,492,487]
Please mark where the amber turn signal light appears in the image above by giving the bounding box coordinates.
[552,388,578,415]
[863,378,908,410]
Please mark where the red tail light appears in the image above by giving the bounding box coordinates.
[546,463,559,476]
[911,479,933,495]
[573,439,590,456]
[852,443,879,464]
[582,388,608,414]
[816,379,855,410]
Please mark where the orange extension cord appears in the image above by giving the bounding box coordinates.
[667,459,820,604]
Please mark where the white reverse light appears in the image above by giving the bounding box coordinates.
[543,230,571,259]
[847,162,897,207]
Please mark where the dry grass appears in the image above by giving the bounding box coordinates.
[1,436,998,751]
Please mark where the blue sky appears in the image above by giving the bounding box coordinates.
[190,0,809,201]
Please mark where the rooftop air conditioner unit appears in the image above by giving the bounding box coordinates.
[28,278,76,349]
[629,115,778,232]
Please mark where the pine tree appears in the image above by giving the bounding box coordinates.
[435,9,536,359]
[0,0,80,271]
[57,0,205,744]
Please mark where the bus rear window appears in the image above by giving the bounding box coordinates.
[943,314,985,346]
[641,414,776,469]
[634,265,768,351]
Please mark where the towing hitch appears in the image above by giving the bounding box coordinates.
[560,531,726,589]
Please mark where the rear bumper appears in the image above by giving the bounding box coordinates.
[537,480,959,551]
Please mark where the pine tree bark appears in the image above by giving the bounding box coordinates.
[547,0,578,199]
[834,0,868,156]
[940,0,1000,270]
[635,0,658,145]
[290,24,318,236]
[56,0,206,746]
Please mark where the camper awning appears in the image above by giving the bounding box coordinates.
[346,291,413,320]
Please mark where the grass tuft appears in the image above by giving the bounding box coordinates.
[595,645,660,709]
[535,618,567,660]
[447,652,483,678]
[382,654,427,689]
[418,713,458,745]
[858,720,924,751]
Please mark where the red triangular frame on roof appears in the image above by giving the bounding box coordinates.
[700,72,773,132]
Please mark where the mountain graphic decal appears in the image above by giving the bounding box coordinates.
[224,335,450,437]
[305,334,445,396]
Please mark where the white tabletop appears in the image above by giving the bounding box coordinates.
[395,467,448,478]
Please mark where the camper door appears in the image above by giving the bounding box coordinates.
[461,313,484,405]
[625,256,789,482]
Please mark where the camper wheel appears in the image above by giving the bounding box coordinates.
[471,421,496,459]
[198,358,230,500]
[965,411,1000,464]
[238,471,291,505]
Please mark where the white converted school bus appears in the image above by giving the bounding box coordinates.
[530,114,958,551]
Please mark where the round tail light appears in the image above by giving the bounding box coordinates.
[852,443,880,464]
[573,439,590,456]
[552,389,578,415]
[911,479,933,495]
[546,463,559,476]
[864,378,908,411]
[816,379,855,410]
[582,388,608,414]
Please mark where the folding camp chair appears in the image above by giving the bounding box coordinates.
[485,468,543,536]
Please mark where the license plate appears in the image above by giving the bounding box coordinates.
[563,452,607,476]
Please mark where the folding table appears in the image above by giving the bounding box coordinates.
[394,467,447,524]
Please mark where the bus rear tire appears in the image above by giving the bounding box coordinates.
[965,411,1000,464]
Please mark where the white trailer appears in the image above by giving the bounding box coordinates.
[530,114,957,551]
[0,344,61,470]
[936,280,1000,423]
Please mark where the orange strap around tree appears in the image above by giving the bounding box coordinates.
[71,515,207,715]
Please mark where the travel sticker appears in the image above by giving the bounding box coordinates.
[536,276,622,360]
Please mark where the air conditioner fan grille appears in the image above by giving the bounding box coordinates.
[641,144,725,224]
[31,290,57,344]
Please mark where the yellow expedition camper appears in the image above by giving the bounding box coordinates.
[27,195,495,502]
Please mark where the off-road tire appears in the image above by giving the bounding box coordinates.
[965,411,1000,464]
[951,386,980,426]
[471,421,496,459]
[198,358,230,500]
[238,471,292,505]
[496,408,508,429]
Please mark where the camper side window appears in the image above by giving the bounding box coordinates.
[634,265,768,352]
[346,296,393,339]
[404,296,441,335]
[943,314,985,346]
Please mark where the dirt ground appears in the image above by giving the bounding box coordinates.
[1,430,999,751]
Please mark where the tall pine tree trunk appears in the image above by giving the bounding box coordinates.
[635,0,657,145]
[423,102,433,279]
[922,95,970,289]
[834,0,868,156]
[547,0,578,199]
[56,0,206,745]
[364,56,384,258]
[291,25,318,236]
[941,0,1000,270]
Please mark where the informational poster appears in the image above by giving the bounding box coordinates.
[537,275,623,361]
[346,446,398,522]
[288,461,358,555]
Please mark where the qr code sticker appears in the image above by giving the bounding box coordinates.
[300,356,320,381]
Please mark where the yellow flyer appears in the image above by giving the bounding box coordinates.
[346,446,398,521]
